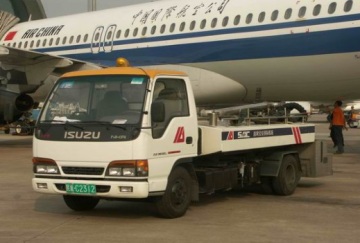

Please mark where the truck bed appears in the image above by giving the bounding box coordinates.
[199,124,315,155]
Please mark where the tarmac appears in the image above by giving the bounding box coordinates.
[1,114,360,243]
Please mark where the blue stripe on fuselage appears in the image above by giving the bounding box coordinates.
[35,13,360,66]
[63,27,360,66]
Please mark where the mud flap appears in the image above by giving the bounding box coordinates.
[297,140,333,177]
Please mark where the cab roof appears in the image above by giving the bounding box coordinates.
[61,67,187,79]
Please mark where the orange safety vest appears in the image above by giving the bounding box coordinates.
[332,107,345,126]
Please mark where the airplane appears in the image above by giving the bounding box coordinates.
[1,0,360,126]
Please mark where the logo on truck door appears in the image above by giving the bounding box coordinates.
[174,127,185,143]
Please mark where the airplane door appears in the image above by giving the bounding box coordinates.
[103,25,117,53]
[91,26,104,54]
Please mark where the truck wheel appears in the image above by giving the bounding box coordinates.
[63,195,99,211]
[272,155,300,196]
[155,167,192,218]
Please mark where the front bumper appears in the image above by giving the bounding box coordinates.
[32,177,149,199]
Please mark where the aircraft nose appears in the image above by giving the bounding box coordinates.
[145,65,246,106]
[192,71,246,105]
[186,66,246,105]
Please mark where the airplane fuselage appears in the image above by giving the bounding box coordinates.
[1,0,360,105]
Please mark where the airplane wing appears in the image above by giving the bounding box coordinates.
[0,45,103,94]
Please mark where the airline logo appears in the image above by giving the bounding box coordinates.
[21,25,65,39]
[4,31,17,41]
[174,127,185,143]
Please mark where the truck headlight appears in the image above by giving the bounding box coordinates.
[108,167,122,176]
[106,160,148,177]
[32,157,60,174]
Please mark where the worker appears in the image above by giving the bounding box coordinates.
[330,100,347,154]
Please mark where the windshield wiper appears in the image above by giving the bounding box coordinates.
[39,119,84,130]
[64,121,84,130]
[79,121,127,131]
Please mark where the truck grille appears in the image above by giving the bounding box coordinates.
[62,166,104,175]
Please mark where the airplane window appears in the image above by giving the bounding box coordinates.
[151,26,156,35]
[190,21,196,31]
[133,28,138,37]
[94,33,100,41]
[328,2,337,14]
[344,0,353,12]
[211,18,217,28]
[313,4,321,16]
[246,14,253,24]
[222,16,229,27]
[285,8,292,19]
[69,36,74,44]
[76,35,81,43]
[56,37,60,45]
[298,7,307,18]
[170,23,175,33]
[180,22,185,32]
[142,27,147,36]
[107,31,112,40]
[116,30,121,39]
[62,37,67,45]
[160,24,166,34]
[13,42,16,48]
[233,15,241,25]
[200,19,206,29]
[271,10,279,21]
[36,40,41,47]
[42,39,47,47]
[49,38,53,46]
[30,40,34,48]
[18,42,22,48]
[24,41,28,49]
[83,34,88,42]
[258,12,265,23]
[124,29,130,38]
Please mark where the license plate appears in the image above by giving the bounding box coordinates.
[65,183,96,195]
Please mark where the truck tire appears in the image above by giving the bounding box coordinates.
[63,195,99,211]
[272,155,300,196]
[155,167,192,218]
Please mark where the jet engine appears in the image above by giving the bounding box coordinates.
[15,94,34,112]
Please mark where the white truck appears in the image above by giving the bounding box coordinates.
[32,62,332,218]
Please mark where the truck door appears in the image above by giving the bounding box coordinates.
[150,78,198,158]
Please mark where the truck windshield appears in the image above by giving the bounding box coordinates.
[39,75,148,125]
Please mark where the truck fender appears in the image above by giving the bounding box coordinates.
[171,158,199,202]
[260,151,301,177]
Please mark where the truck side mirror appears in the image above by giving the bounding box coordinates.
[151,102,165,123]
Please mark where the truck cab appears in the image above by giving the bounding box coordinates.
[33,66,198,216]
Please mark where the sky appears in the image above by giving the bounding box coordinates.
[41,0,156,17]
